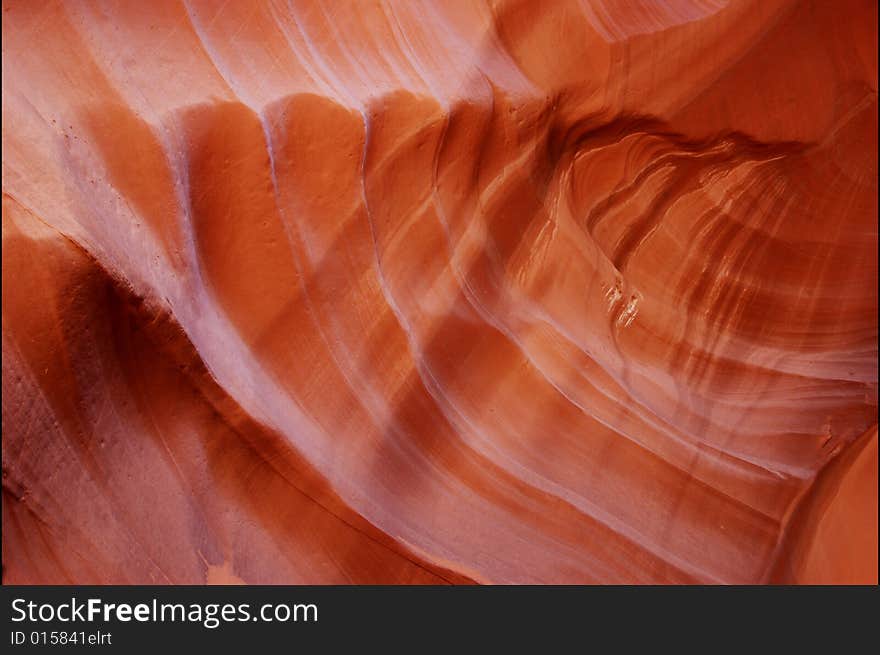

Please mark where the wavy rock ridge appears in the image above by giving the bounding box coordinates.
[2,0,877,584]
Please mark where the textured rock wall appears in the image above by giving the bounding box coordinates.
[2,0,877,584]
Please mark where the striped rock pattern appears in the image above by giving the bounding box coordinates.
[2,0,877,583]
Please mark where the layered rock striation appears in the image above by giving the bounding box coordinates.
[2,0,877,584]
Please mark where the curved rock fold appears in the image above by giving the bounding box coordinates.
[2,0,877,584]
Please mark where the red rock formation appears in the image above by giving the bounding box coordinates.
[2,0,876,584]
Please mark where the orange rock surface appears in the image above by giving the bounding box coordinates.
[2,0,877,584]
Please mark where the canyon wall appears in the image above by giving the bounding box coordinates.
[2,0,877,584]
